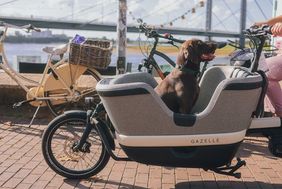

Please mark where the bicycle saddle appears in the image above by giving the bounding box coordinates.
[42,43,68,55]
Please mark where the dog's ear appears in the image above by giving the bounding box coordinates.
[187,41,201,63]
[176,41,190,66]
[176,49,184,66]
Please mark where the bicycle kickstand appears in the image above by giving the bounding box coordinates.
[28,104,41,127]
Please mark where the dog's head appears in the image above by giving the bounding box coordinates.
[176,39,217,67]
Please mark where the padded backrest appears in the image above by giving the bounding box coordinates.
[229,67,253,78]
[109,72,158,88]
[192,66,257,113]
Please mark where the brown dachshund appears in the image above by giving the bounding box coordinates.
[155,39,217,114]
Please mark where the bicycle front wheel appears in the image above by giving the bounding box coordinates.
[42,111,110,179]
[45,67,101,116]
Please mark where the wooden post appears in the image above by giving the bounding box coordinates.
[116,0,127,74]
[239,0,247,48]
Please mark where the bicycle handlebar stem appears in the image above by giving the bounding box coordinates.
[245,25,271,72]
[0,21,41,33]
[0,21,41,42]
[138,21,185,44]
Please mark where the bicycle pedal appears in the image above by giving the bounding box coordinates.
[13,101,24,108]
[13,99,35,108]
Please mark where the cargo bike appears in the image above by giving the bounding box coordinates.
[41,25,282,179]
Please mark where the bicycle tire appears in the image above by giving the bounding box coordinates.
[45,68,101,116]
[42,111,110,179]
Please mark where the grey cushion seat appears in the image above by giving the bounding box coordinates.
[96,67,263,147]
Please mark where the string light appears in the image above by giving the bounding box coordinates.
[129,11,136,20]
[128,0,205,28]
[160,0,205,27]
[200,0,204,7]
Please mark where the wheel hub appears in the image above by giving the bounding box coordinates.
[72,91,81,102]
[71,141,91,153]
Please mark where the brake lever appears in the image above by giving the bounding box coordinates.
[227,39,236,44]
[227,40,243,50]
[244,25,272,36]
[229,43,243,50]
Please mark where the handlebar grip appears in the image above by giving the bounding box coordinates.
[171,38,185,44]
[162,34,185,43]
[268,25,273,35]
[216,42,227,49]
[158,34,185,43]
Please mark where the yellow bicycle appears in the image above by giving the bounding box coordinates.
[0,22,108,120]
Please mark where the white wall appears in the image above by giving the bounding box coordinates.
[273,0,281,17]
[273,0,282,47]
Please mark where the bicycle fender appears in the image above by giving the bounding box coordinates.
[63,110,87,117]
[44,63,87,91]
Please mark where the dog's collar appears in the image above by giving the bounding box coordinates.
[177,65,199,77]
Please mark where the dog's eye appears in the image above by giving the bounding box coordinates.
[187,45,194,53]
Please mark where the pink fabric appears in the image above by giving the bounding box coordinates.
[275,40,282,55]
[264,55,282,117]
[271,23,282,37]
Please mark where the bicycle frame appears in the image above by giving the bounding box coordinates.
[0,46,77,103]
[142,37,176,80]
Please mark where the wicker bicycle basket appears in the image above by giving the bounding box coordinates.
[69,39,112,69]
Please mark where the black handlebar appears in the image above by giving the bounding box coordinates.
[25,24,41,32]
[138,20,272,52]
[138,20,185,44]
[0,21,41,32]
[244,25,272,36]
[165,34,185,43]
[138,20,229,49]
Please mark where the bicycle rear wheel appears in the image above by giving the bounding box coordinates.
[42,111,110,179]
[45,68,101,116]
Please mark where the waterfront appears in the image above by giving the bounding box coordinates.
[4,43,231,72]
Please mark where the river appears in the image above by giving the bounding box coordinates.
[3,43,231,72]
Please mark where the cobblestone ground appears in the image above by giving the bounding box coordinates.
[0,117,282,189]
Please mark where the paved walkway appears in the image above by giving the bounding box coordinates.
[0,117,282,189]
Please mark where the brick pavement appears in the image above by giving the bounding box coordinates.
[0,117,282,189]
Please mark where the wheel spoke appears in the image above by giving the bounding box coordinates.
[47,119,106,172]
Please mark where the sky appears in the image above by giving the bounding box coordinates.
[0,0,274,40]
